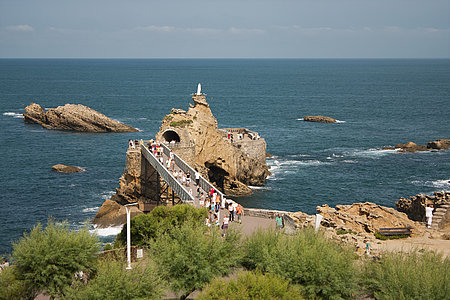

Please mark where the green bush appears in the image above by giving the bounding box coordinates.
[151,221,241,299]
[374,232,410,240]
[197,270,304,300]
[0,266,30,300]
[241,228,358,299]
[170,119,193,127]
[11,220,99,299]
[363,250,449,300]
[115,205,208,246]
[63,256,165,300]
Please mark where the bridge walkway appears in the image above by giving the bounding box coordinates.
[140,143,225,208]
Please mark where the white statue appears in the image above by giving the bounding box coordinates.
[196,83,202,95]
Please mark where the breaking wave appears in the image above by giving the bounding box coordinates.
[90,225,123,237]
[3,112,23,118]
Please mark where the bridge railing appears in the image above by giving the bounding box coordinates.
[140,144,194,203]
[160,143,225,201]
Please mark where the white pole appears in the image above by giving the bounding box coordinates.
[126,206,132,270]
[125,202,138,270]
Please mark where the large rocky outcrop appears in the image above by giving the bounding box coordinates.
[23,103,138,132]
[155,95,270,195]
[427,139,450,150]
[289,202,424,255]
[396,191,450,222]
[303,115,336,123]
[92,199,142,227]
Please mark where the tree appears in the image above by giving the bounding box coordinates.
[11,220,99,299]
[151,221,241,299]
[115,204,208,247]
[63,256,165,300]
[197,270,304,300]
[242,228,358,300]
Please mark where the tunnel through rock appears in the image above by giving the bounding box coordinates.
[206,164,229,192]
[163,130,181,143]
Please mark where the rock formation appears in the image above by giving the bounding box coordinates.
[52,164,84,173]
[92,199,142,227]
[396,191,450,222]
[155,94,270,195]
[289,202,424,255]
[23,103,138,133]
[383,139,450,152]
[303,115,337,123]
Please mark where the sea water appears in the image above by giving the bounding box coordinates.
[1,59,449,254]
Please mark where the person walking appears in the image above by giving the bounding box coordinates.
[222,215,230,237]
[276,214,283,230]
[236,204,243,224]
[425,204,434,228]
[195,171,200,186]
[228,202,235,222]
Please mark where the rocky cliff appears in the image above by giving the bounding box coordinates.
[396,191,450,222]
[23,103,138,132]
[155,95,270,195]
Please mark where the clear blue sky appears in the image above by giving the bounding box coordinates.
[1,0,449,58]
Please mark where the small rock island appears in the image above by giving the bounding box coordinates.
[23,103,138,133]
[303,115,337,123]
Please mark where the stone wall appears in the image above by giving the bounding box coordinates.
[234,139,267,165]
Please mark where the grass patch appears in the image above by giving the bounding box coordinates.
[336,229,358,235]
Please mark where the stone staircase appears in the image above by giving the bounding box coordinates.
[431,203,450,230]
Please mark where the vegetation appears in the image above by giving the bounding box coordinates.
[363,250,450,300]
[150,221,241,299]
[170,119,193,127]
[115,204,208,247]
[63,257,165,300]
[241,228,358,299]
[197,270,304,300]
[0,266,30,300]
[10,220,99,299]
[336,229,357,235]
[374,232,410,240]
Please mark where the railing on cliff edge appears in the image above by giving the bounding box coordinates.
[160,143,225,202]
[140,144,195,203]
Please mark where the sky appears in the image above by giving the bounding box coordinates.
[0,0,449,58]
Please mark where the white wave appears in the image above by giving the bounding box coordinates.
[82,206,100,213]
[138,117,147,120]
[335,120,346,123]
[431,179,450,189]
[296,118,304,121]
[342,160,357,164]
[91,225,123,237]
[249,186,272,190]
[286,154,311,158]
[352,148,398,158]
[3,112,23,118]
[101,191,115,200]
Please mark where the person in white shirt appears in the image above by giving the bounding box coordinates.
[425,204,434,228]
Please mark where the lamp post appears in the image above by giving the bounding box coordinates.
[124,202,138,270]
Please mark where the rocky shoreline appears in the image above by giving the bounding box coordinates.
[383,139,450,152]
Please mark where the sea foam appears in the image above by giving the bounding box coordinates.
[91,225,123,237]
[3,112,23,118]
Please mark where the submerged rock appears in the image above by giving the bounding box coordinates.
[303,115,337,123]
[52,164,84,173]
[24,103,138,133]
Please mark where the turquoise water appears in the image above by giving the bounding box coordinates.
[1,59,449,254]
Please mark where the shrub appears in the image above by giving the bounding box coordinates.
[0,266,30,300]
[115,204,208,246]
[170,119,193,127]
[242,228,358,299]
[363,250,449,300]
[151,221,241,299]
[63,256,165,300]
[197,270,304,300]
[11,220,99,299]
[374,232,410,240]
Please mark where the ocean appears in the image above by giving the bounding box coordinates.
[1,59,449,254]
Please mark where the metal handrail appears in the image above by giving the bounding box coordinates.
[160,143,225,201]
[140,144,194,203]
